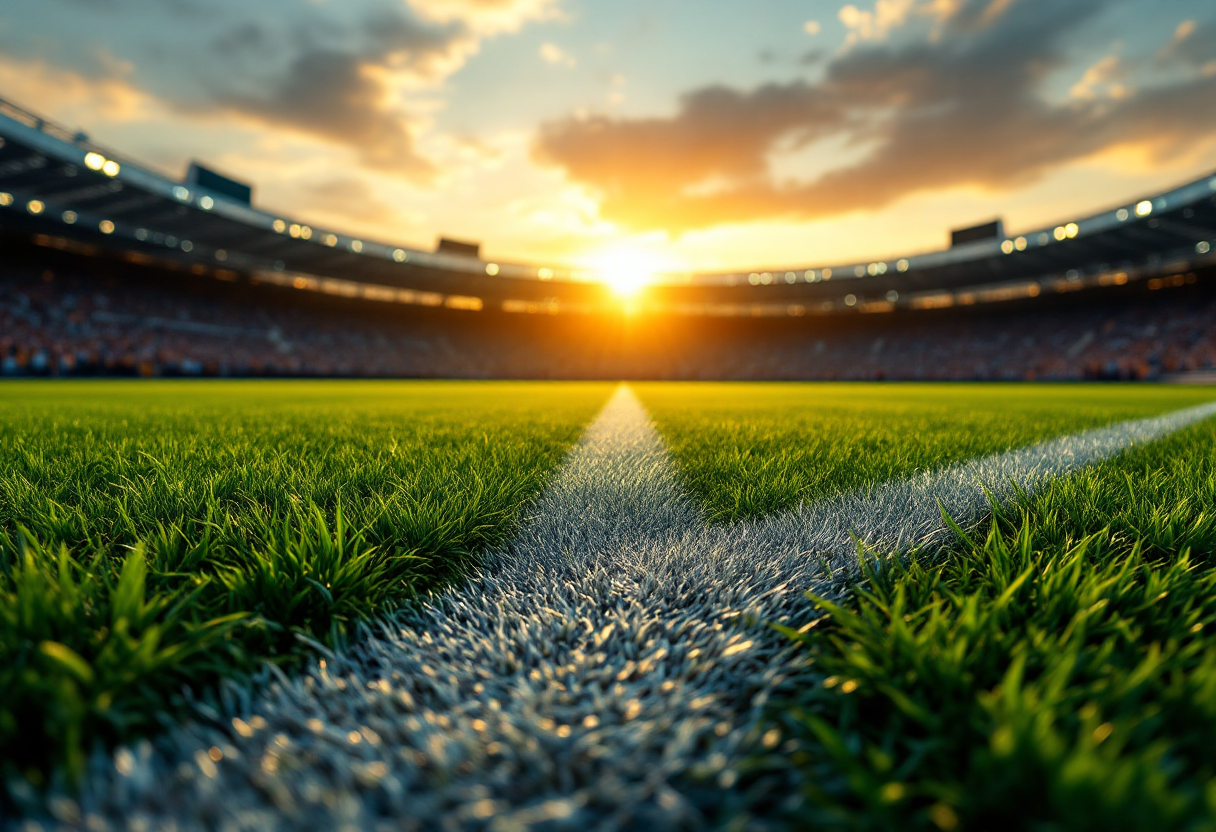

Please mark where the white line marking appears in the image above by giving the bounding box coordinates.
[60,388,1216,830]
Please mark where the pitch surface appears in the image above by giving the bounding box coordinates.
[14,383,1214,830]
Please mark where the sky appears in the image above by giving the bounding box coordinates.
[3,0,1216,275]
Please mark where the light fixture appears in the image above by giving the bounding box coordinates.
[485,262,499,276]
[26,199,44,215]
[200,196,214,210]
[99,220,115,234]
[393,249,408,263]
[101,160,120,177]
[1135,200,1153,217]
[273,219,287,233]
[84,152,105,171]
[62,210,77,224]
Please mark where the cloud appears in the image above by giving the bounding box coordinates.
[298,177,399,223]
[533,0,1216,233]
[539,42,577,67]
[1069,55,1129,101]
[0,0,561,179]
[407,0,564,33]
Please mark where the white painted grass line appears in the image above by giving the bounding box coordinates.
[51,389,1216,832]
[721,397,1216,590]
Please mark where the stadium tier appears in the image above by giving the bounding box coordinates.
[3,93,1216,380]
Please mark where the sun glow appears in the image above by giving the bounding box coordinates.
[595,249,660,297]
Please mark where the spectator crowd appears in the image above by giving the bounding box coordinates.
[2,258,1215,382]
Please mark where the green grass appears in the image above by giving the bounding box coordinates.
[746,416,1216,831]
[0,380,610,786]
[635,383,1216,523]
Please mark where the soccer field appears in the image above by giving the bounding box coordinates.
[0,380,612,782]
[4,380,1216,828]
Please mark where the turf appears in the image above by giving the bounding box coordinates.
[0,379,611,786]
[634,383,1216,523]
[746,415,1216,831]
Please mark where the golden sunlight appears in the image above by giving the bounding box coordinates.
[594,248,661,297]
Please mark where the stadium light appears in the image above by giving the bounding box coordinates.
[1135,200,1153,217]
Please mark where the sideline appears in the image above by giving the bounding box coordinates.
[58,388,1216,830]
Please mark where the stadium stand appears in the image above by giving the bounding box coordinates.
[3,234,1214,381]
[2,93,1216,381]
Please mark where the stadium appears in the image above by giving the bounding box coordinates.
[4,94,1216,383]
[5,0,1216,829]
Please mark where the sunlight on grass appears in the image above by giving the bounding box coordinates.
[635,382,1216,522]
[748,418,1216,829]
[0,380,611,785]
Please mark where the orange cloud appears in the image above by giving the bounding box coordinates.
[534,0,1216,234]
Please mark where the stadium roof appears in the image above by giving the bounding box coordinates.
[2,94,1215,317]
